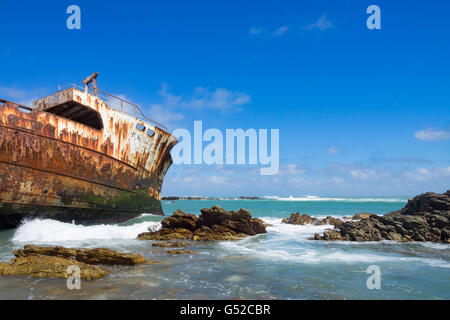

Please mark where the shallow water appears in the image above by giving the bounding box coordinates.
[0,197,449,300]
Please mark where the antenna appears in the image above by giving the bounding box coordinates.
[82,72,99,95]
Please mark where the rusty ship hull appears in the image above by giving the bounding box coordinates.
[0,85,177,228]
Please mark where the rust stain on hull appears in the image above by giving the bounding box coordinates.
[0,84,177,228]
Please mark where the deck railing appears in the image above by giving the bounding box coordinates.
[60,84,168,132]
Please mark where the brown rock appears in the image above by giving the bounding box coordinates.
[352,213,374,220]
[14,244,148,266]
[312,191,450,243]
[322,229,344,241]
[161,209,198,231]
[166,250,198,255]
[313,233,322,240]
[152,241,189,248]
[138,228,193,240]
[315,216,343,228]
[138,206,267,242]
[282,213,317,225]
[0,255,108,279]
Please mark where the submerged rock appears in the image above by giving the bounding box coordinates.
[313,191,450,243]
[152,241,189,248]
[166,250,198,255]
[137,206,267,241]
[0,245,149,279]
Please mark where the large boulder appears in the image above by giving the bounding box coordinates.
[137,206,267,241]
[313,191,450,243]
[161,209,198,231]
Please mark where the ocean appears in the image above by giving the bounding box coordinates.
[0,197,449,300]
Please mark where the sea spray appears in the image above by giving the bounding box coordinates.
[12,218,161,243]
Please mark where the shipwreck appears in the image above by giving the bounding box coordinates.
[0,73,177,228]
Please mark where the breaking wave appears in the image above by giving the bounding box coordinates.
[262,195,407,202]
[217,217,450,269]
[12,218,160,243]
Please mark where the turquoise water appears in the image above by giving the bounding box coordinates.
[0,197,449,300]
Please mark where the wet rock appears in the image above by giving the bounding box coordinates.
[352,213,374,220]
[322,229,345,241]
[282,213,343,228]
[282,213,318,225]
[137,206,267,241]
[0,255,108,279]
[13,244,148,266]
[161,209,198,231]
[315,216,343,228]
[166,250,198,255]
[0,245,151,279]
[313,191,450,243]
[138,227,193,240]
[152,241,189,248]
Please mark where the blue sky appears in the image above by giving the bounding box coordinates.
[1,0,449,197]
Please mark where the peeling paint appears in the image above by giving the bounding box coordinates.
[0,87,177,228]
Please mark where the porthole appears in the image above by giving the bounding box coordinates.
[136,123,145,132]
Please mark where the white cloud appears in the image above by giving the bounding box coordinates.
[326,146,340,155]
[249,27,263,35]
[207,175,229,185]
[249,26,288,37]
[0,86,47,107]
[280,164,306,175]
[349,169,377,180]
[142,82,250,128]
[272,26,288,36]
[147,104,184,126]
[305,14,334,31]
[405,167,450,181]
[414,128,450,141]
[181,86,250,111]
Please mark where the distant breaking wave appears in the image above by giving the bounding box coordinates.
[262,195,407,202]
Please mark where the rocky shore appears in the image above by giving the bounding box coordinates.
[312,191,450,243]
[138,206,267,241]
[0,245,150,279]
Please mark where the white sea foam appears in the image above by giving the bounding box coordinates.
[12,218,160,242]
[222,217,450,268]
[260,217,331,240]
[220,241,450,268]
[262,195,407,202]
